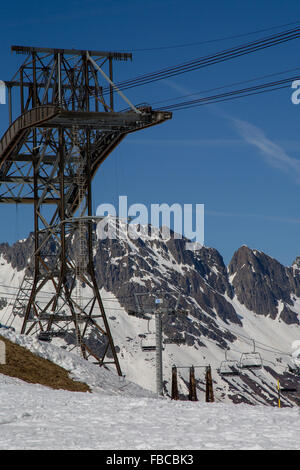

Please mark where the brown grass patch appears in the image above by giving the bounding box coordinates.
[0,335,90,392]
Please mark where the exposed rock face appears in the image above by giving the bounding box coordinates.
[292,256,300,269]
[91,224,241,350]
[1,231,300,329]
[0,235,34,271]
[228,246,300,324]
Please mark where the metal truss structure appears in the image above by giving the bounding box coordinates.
[0,45,172,374]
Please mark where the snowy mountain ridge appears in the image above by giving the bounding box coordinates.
[0,221,300,406]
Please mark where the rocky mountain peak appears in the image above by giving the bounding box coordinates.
[228,245,300,324]
[292,256,300,270]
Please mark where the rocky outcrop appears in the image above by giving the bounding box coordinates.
[2,229,300,329]
[228,245,300,323]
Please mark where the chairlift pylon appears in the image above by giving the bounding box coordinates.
[238,339,263,370]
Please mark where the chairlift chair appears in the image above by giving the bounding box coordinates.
[173,332,185,345]
[238,340,263,370]
[141,318,156,352]
[48,330,67,339]
[174,336,185,345]
[163,334,185,345]
[219,349,240,377]
[0,323,13,331]
[38,331,52,343]
[141,334,156,352]
[287,363,300,375]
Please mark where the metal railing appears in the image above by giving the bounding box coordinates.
[0,105,59,161]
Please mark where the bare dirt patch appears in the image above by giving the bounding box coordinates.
[0,335,90,392]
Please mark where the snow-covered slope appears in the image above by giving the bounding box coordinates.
[0,223,300,406]
[0,328,155,398]
[0,328,299,450]
[0,375,300,449]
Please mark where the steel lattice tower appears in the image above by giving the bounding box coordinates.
[0,45,172,374]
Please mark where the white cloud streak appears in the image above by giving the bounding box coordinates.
[232,118,300,182]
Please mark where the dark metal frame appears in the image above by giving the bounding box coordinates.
[0,46,172,374]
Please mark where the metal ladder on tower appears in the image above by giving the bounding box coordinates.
[74,126,87,356]
[5,271,35,328]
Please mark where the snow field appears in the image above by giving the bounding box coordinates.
[0,376,299,450]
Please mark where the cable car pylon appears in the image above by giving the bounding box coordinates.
[0,45,172,374]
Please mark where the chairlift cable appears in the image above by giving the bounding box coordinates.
[120,20,300,52]
[62,25,300,108]
[99,27,300,94]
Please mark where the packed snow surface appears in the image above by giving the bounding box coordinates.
[0,330,299,450]
[0,375,300,450]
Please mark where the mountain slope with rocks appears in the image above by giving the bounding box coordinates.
[0,221,300,406]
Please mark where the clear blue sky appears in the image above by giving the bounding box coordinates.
[1,0,300,266]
